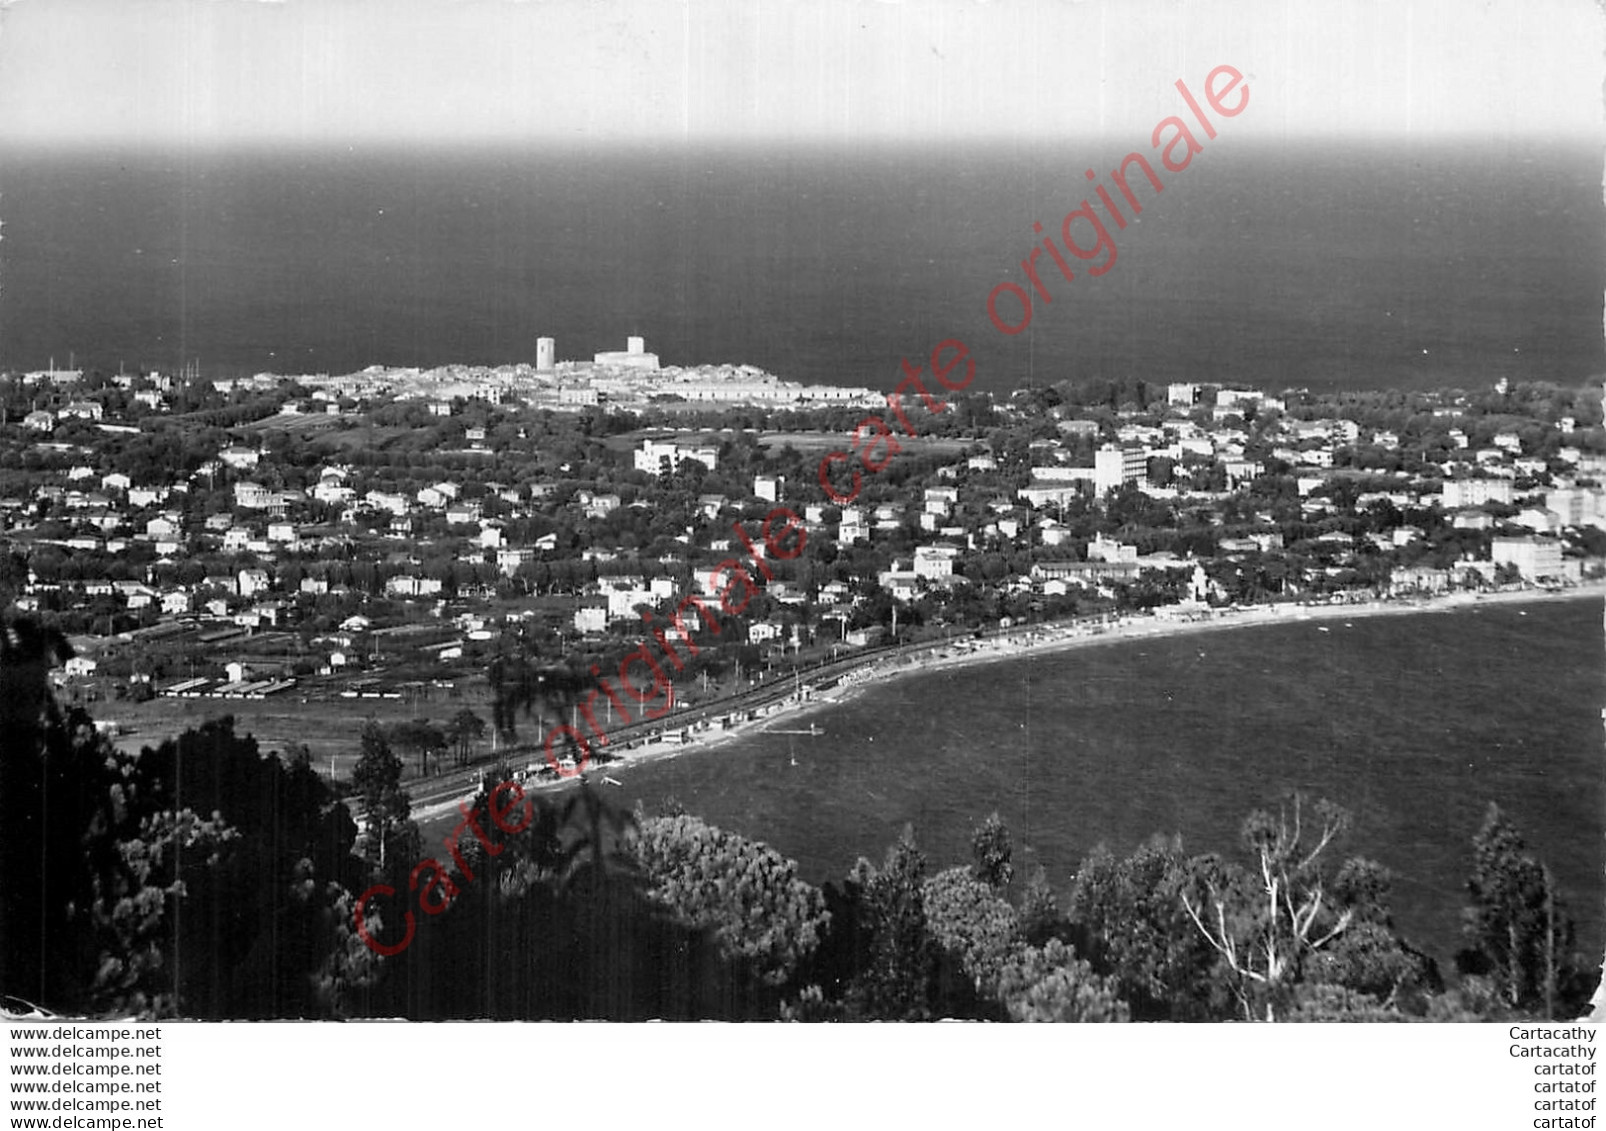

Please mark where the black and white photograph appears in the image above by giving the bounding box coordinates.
[1,0,1604,1100]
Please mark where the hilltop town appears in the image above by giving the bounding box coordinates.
[2,338,1601,760]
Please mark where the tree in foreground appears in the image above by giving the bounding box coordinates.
[922,866,1022,998]
[0,615,375,1017]
[1069,836,1225,1021]
[388,719,446,777]
[131,719,377,1018]
[1019,864,1067,948]
[631,812,830,993]
[792,815,1128,1021]
[447,708,486,767]
[366,782,769,1021]
[970,811,1014,891]
[351,720,414,868]
[995,939,1130,1022]
[797,825,980,1020]
[923,863,1128,1021]
[1178,797,1357,1020]
[841,825,943,1019]
[1458,803,1590,1018]
[1177,796,1433,1021]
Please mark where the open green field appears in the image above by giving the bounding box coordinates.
[104,682,500,783]
[234,411,344,435]
[606,428,974,458]
[754,431,972,456]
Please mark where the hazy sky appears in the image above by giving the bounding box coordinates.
[0,0,1599,145]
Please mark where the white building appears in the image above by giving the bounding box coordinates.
[1018,481,1085,509]
[497,547,535,576]
[1441,479,1514,508]
[313,480,355,505]
[837,506,870,545]
[603,582,654,621]
[1513,508,1562,535]
[594,336,660,371]
[59,401,103,422]
[238,569,271,598]
[1094,446,1147,494]
[364,491,410,516]
[574,602,609,635]
[924,486,959,516]
[1545,486,1606,528]
[579,492,621,519]
[1087,535,1138,564]
[913,544,960,582]
[635,438,719,476]
[748,621,783,644]
[1490,536,1564,582]
[1224,458,1262,486]
[386,576,443,598]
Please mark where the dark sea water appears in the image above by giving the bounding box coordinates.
[604,598,1606,967]
[2,139,1601,394]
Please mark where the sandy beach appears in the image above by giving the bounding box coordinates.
[538,580,1606,789]
[409,580,1602,830]
[407,580,1605,829]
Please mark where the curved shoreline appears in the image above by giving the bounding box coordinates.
[574,582,1606,783]
[408,582,1603,824]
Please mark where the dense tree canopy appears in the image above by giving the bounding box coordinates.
[2,610,1592,1022]
[632,812,830,989]
[0,617,375,1017]
[1459,803,1592,1017]
[351,720,413,868]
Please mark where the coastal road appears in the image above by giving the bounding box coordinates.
[396,611,1129,837]
[396,633,951,835]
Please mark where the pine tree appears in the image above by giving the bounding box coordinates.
[1019,864,1067,947]
[969,811,1014,890]
[1,616,371,1018]
[1461,803,1582,1017]
[842,825,940,1020]
[448,708,485,767]
[632,813,829,989]
[352,720,411,868]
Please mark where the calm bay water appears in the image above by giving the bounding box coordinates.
[6,138,1603,962]
[2,140,1601,393]
[606,598,1605,966]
